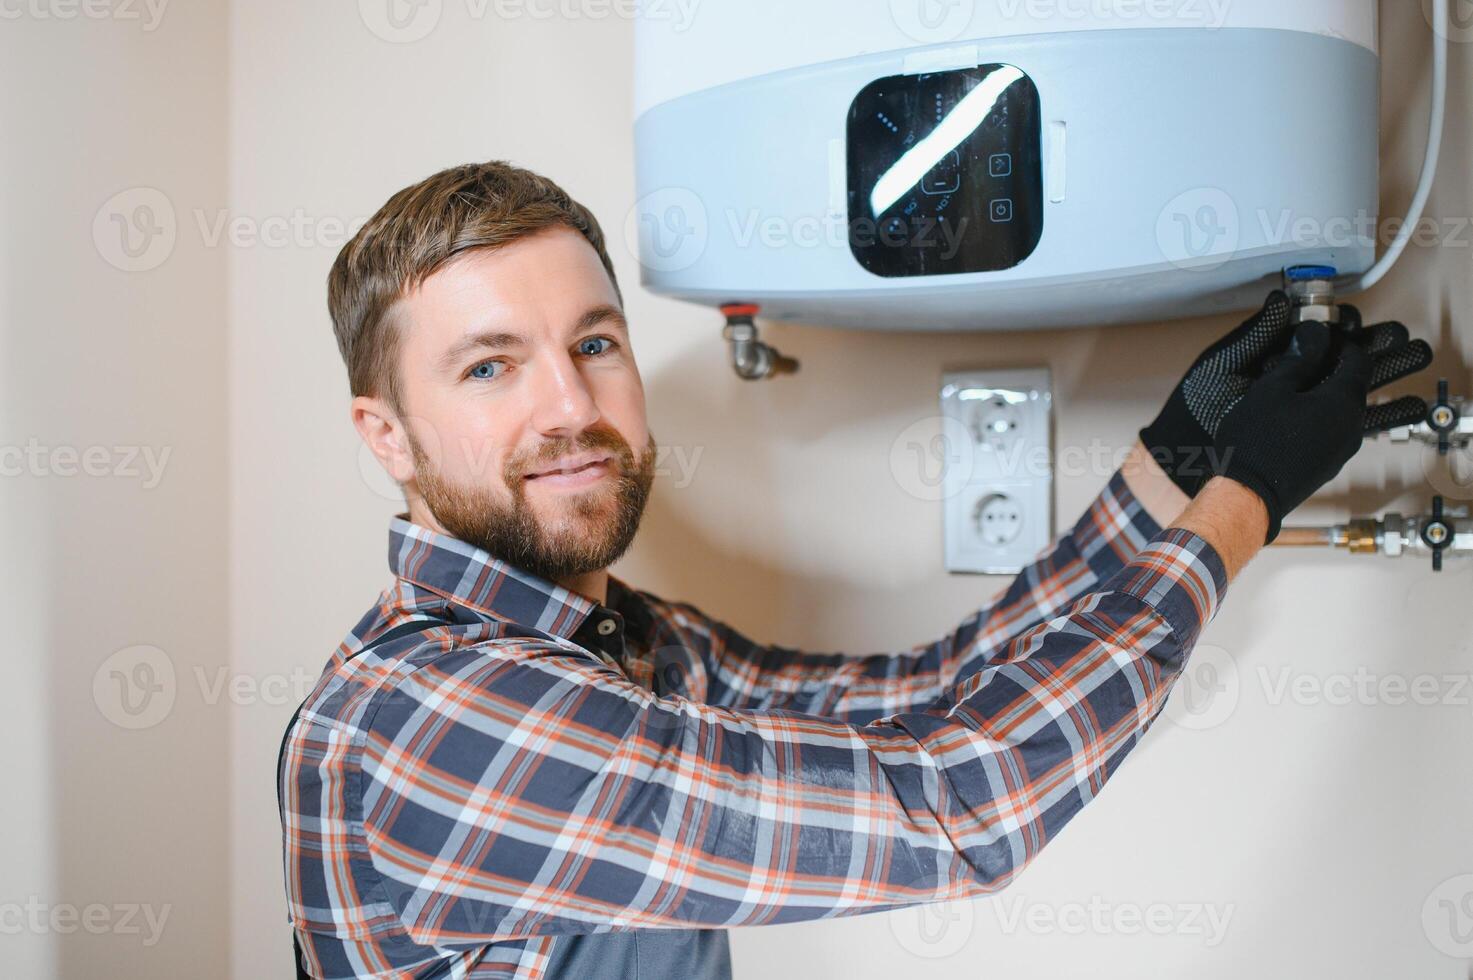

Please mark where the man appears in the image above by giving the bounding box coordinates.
[279,161,1432,979]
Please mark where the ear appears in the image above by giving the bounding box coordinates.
[352,394,417,484]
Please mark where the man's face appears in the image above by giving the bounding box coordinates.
[379,225,655,582]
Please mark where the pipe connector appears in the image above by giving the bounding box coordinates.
[720,304,799,381]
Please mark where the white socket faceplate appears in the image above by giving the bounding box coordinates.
[940,369,1053,574]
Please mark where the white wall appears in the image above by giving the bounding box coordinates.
[0,3,230,978]
[4,1,1469,977]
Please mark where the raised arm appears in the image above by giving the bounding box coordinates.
[359,509,1235,948]
[654,444,1187,724]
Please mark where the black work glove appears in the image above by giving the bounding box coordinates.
[1337,303,1435,432]
[1140,291,1299,498]
[1212,320,1370,545]
[1141,291,1436,497]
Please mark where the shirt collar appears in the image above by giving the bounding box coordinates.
[386,515,644,642]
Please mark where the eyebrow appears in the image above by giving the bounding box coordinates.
[577,304,629,337]
[438,304,628,371]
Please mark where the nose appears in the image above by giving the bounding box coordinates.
[527,347,601,438]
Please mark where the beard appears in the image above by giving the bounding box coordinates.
[408,422,657,583]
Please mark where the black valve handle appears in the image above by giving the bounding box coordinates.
[1429,379,1458,457]
[1423,496,1451,573]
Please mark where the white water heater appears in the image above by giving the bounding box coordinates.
[631,1,1381,330]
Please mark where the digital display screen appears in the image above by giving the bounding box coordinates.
[847,64,1044,278]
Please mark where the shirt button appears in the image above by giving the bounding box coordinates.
[596,618,617,636]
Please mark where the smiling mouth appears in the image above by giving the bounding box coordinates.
[524,454,615,482]
[529,461,598,478]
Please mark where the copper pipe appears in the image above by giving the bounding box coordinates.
[1272,527,1335,548]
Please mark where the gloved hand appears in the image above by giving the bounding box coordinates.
[1338,303,1435,433]
[1140,291,1435,497]
[1211,320,1369,544]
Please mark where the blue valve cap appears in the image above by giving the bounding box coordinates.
[1285,264,1339,282]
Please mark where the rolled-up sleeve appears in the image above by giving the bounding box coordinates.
[358,527,1227,947]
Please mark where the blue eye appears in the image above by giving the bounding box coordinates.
[468,361,502,381]
[579,337,613,357]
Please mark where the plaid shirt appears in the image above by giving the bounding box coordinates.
[280,468,1227,979]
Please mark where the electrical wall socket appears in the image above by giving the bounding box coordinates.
[940,369,1053,574]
